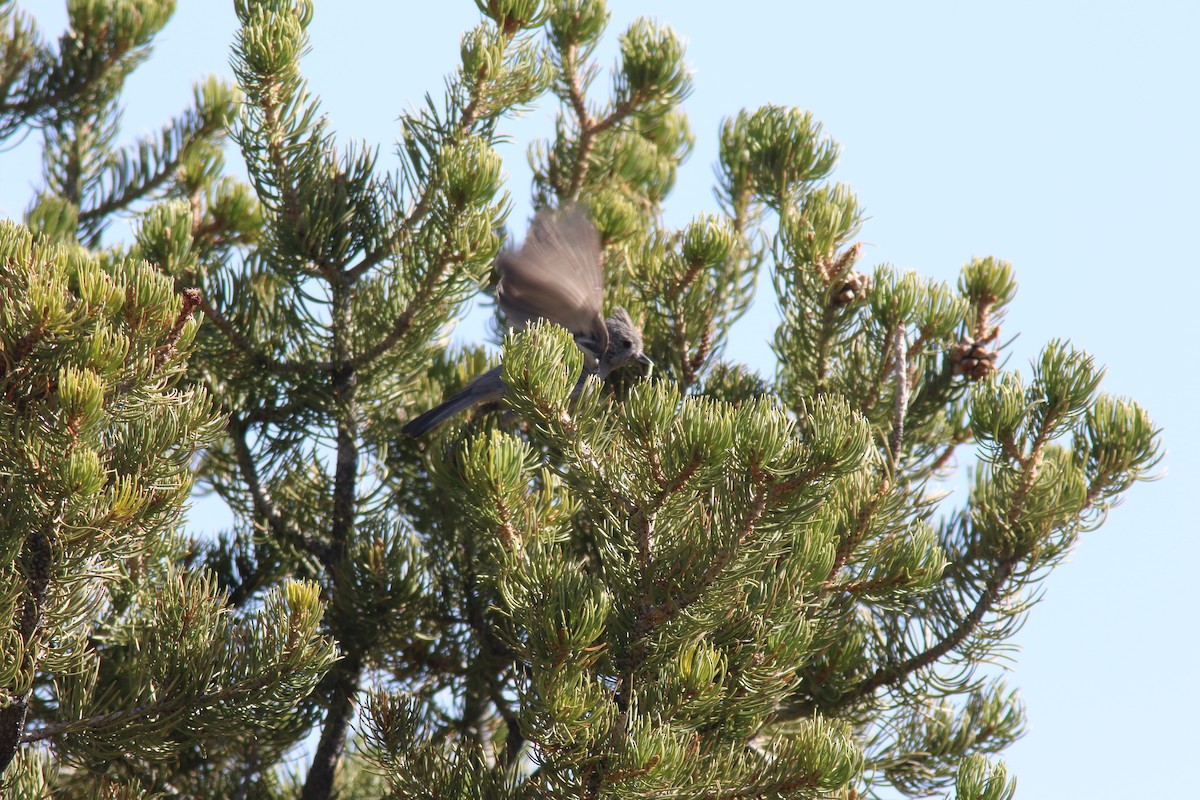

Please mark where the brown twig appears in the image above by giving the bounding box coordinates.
[345,27,497,283]
[350,251,453,369]
[195,292,314,374]
[889,326,909,463]
[820,479,890,595]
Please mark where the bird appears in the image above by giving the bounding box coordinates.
[402,206,652,437]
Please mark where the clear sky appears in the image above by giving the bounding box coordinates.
[4,2,1197,797]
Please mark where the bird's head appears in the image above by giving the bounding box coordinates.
[600,307,653,379]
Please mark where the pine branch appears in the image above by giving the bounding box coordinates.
[328,282,359,567]
[301,275,360,800]
[812,292,840,394]
[850,408,1059,700]
[344,25,507,283]
[300,656,363,800]
[636,474,770,632]
[859,325,899,417]
[559,42,642,201]
[461,522,522,766]
[350,249,454,369]
[855,561,1016,699]
[18,665,290,745]
[78,98,227,225]
[0,23,129,136]
[228,415,329,565]
[819,479,890,596]
[889,327,909,462]
[926,439,963,475]
[561,42,593,201]
[196,292,322,376]
[257,69,317,276]
[113,287,201,394]
[0,516,58,773]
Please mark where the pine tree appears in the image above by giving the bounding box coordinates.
[1,1,1161,799]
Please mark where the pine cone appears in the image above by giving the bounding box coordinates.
[832,270,871,307]
[950,337,999,380]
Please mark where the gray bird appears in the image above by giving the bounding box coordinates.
[402,207,652,437]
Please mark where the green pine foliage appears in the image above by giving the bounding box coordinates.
[0,222,337,796]
[0,1,1161,799]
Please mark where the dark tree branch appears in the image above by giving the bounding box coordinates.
[0,518,56,773]
[79,112,225,223]
[845,410,1059,702]
[299,655,363,800]
[560,41,642,202]
[228,415,329,565]
[299,279,361,800]
[855,561,1015,697]
[350,250,453,369]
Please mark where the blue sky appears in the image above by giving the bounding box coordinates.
[4,2,1197,797]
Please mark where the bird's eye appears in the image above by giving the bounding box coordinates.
[621,337,632,348]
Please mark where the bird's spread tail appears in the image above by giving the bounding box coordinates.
[401,368,507,437]
[401,390,480,437]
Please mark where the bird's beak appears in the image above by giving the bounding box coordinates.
[636,353,654,373]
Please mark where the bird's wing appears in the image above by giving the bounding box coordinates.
[496,207,608,367]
